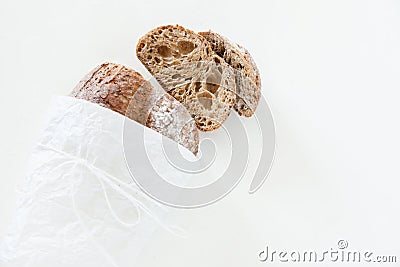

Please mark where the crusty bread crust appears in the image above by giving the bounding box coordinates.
[70,62,199,155]
[136,25,236,132]
[199,31,261,117]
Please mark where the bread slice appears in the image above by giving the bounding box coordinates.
[199,31,261,117]
[70,62,199,155]
[136,25,236,132]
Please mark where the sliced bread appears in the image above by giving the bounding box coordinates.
[136,25,236,131]
[199,31,261,117]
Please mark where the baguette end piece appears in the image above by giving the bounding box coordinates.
[71,62,199,155]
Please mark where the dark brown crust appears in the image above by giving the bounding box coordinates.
[71,63,199,155]
[71,63,144,117]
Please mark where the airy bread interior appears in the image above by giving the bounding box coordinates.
[199,31,261,117]
[136,25,236,131]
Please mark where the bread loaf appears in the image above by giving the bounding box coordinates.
[70,62,199,155]
[136,25,236,132]
[199,31,261,117]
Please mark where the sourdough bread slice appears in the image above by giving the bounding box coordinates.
[136,25,236,132]
[70,62,199,155]
[199,31,261,117]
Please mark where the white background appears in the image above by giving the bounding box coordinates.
[1,0,400,266]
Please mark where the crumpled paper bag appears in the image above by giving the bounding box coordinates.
[0,96,193,267]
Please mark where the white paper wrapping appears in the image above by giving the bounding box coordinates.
[0,96,192,267]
